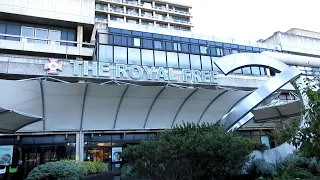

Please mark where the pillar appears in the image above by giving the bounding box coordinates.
[76,132,84,161]
[77,25,83,48]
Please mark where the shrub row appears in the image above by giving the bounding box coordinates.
[26,160,108,180]
[246,154,320,179]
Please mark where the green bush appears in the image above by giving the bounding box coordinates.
[92,162,108,173]
[121,122,255,180]
[26,161,85,180]
[275,154,320,179]
[246,159,277,178]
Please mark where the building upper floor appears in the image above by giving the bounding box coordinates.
[95,0,193,31]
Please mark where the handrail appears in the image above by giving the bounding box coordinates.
[0,33,94,47]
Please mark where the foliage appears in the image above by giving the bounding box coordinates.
[246,159,277,178]
[121,122,255,180]
[26,161,85,180]
[275,154,320,179]
[61,160,108,175]
[253,143,269,151]
[268,118,300,146]
[291,77,320,160]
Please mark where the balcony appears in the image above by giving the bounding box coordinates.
[96,0,191,16]
[0,34,94,57]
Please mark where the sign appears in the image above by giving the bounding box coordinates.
[0,145,13,166]
[111,147,122,162]
[70,60,216,84]
[44,58,62,74]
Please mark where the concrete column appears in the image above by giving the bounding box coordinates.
[124,16,127,22]
[108,3,110,9]
[77,25,83,48]
[108,14,111,20]
[76,132,84,161]
[152,1,155,7]
[139,9,141,16]
[124,6,126,13]
[138,0,141,5]
[166,3,169,10]
[168,23,170,29]
[139,19,142,25]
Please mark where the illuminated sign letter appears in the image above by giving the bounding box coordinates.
[70,60,83,76]
[99,62,110,77]
[84,61,97,76]
[182,69,191,82]
[116,64,128,78]
[129,65,143,79]
[168,68,177,81]
[191,70,202,83]
[201,71,211,83]
[155,67,168,81]
[143,66,155,80]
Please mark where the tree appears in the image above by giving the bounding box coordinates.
[268,118,300,146]
[121,122,255,180]
[292,77,320,160]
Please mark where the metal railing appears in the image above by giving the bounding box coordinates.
[97,0,191,16]
[0,33,95,48]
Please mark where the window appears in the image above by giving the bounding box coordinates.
[233,69,242,74]
[154,41,162,49]
[211,57,221,73]
[167,52,179,68]
[99,45,113,62]
[49,30,61,45]
[34,28,48,44]
[200,46,208,54]
[6,24,21,41]
[165,41,173,51]
[114,46,127,64]
[216,48,223,56]
[190,55,201,70]
[21,27,34,43]
[0,23,5,39]
[141,49,154,66]
[201,56,212,71]
[178,53,190,69]
[190,45,200,54]
[142,39,153,48]
[223,49,230,55]
[251,66,260,75]
[173,43,181,51]
[260,136,270,149]
[242,67,251,74]
[154,51,166,67]
[134,38,140,47]
[113,35,121,45]
[260,67,266,75]
[231,50,239,54]
[181,43,189,52]
[128,48,141,65]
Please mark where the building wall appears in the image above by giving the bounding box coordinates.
[0,0,95,25]
[286,28,320,39]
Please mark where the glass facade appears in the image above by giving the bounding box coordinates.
[98,28,279,76]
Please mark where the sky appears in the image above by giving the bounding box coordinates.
[169,0,320,41]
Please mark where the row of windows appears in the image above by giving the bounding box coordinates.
[98,45,270,76]
[0,21,76,45]
[104,28,279,53]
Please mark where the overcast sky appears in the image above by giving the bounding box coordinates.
[169,0,319,41]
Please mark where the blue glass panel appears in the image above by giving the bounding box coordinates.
[242,67,251,74]
[201,56,212,71]
[122,30,131,35]
[208,41,215,46]
[251,66,260,75]
[153,34,162,39]
[199,40,206,45]
[190,55,201,70]
[190,38,198,43]
[181,37,189,42]
[231,44,238,49]
[259,48,266,52]
[223,43,231,48]
[165,41,173,51]
[109,28,121,33]
[260,67,266,75]
[107,34,114,44]
[154,51,166,67]
[210,47,217,56]
[233,69,242,74]
[114,46,127,64]
[253,47,259,52]
[142,32,152,37]
[172,36,180,41]
[239,45,245,50]
[245,46,253,51]
[6,24,21,41]
[167,52,179,68]
[132,31,142,36]
[163,35,171,40]
[178,53,190,69]
[190,45,200,54]
[99,45,113,62]
[142,39,153,48]
[223,49,230,55]
[181,43,189,52]
[154,40,163,49]
[141,49,154,66]
[215,42,223,47]
[0,23,5,39]
[121,36,128,46]
[211,57,221,73]
[114,35,121,45]
[128,48,141,65]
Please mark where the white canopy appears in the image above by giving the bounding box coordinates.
[0,79,253,132]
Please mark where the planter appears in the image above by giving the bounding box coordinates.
[84,172,115,180]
